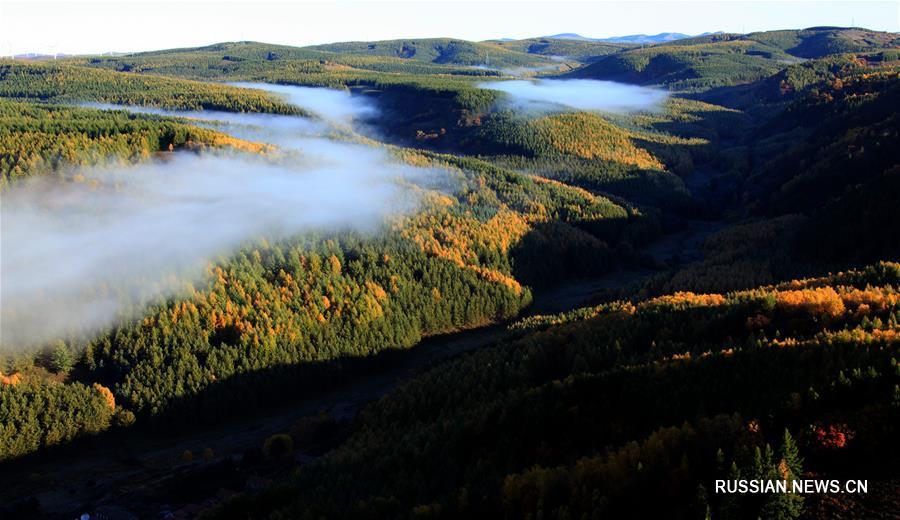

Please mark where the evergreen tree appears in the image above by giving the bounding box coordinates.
[779,429,803,480]
[48,341,74,374]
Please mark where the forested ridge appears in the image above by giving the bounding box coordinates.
[470,108,713,209]
[0,26,898,519]
[487,37,632,62]
[0,60,303,185]
[568,27,899,91]
[0,61,304,114]
[0,99,266,185]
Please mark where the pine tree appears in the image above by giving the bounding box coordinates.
[49,341,74,374]
[691,483,711,520]
[718,462,743,520]
[779,429,803,480]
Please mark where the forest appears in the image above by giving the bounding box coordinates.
[209,262,900,519]
[0,99,266,185]
[0,23,898,520]
[0,61,304,114]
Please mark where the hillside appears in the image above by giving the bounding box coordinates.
[568,28,899,91]
[742,67,900,265]
[0,61,304,114]
[209,262,900,519]
[308,38,547,68]
[468,109,708,209]
[747,27,900,59]
[0,140,649,461]
[0,99,266,185]
[488,37,632,62]
[83,39,549,78]
[567,38,795,91]
[634,61,900,297]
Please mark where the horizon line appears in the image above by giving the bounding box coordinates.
[6,25,895,58]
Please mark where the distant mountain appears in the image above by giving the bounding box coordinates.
[11,53,72,60]
[543,33,598,42]
[544,32,714,44]
[597,32,695,44]
[307,38,547,67]
[488,37,632,62]
[6,50,127,60]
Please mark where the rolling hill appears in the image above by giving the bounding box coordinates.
[568,28,899,91]
[487,37,632,63]
[747,26,900,59]
[1,25,898,519]
[0,60,304,113]
[308,38,548,67]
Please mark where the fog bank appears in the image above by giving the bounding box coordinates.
[480,79,668,114]
[230,82,377,124]
[471,64,561,78]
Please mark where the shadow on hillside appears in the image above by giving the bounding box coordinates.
[511,208,671,290]
[681,83,771,110]
[590,171,698,214]
[0,320,515,517]
[648,104,756,142]
[353,85,481,154]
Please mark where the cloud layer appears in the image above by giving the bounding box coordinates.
[230,82,378,124]
[480,79,668,114]
[1,86,441,349]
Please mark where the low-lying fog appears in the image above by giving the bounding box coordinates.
[231,82,378,123]
[470,64,561,78]
[480,79,668,113]
[1,84,443,349]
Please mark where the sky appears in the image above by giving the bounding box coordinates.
[1,0,897,56]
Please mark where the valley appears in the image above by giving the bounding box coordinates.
[0,193,723,518]
[0,21,898,520]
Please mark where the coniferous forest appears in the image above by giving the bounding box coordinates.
[0,6,898,519]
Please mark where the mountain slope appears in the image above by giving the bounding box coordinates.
[0,61,303,114]
[568,29,898,91]
[307,38,547,67]
[0,100,266,185]
[488,37,631,62]
[743,67,900,265]
[566,38,793,91]
[209,262,900,520]
[747,27,900,59]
